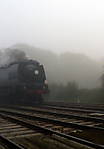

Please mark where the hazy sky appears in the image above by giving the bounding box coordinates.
[0,0,104,59]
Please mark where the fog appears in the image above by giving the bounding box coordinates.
[2,43,101,89]
[0,0,104,89]
[0,0,104,59]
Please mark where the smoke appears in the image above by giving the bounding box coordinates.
[0,49,27,66]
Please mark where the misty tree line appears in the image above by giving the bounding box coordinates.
[45,81,104,104]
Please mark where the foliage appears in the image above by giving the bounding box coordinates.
[101,73,104,88]
[46,82,104,104]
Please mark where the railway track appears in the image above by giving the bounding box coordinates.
[44,102,104,111]
[11,106,104,125]
[0,116,34,149]
[0,106,104,149]
[4,106,104,129]
[0,111,98,149]
[38,105,104,118]
[0,134,24,149]
[0,114,78,149]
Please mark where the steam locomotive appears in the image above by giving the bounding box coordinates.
[0,59,49,104]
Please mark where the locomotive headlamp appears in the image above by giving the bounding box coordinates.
[34,70,39,75]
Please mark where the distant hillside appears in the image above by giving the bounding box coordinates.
[9,43,102,88]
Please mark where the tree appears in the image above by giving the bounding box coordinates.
[101,73,104,88]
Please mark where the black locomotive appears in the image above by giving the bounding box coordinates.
[0,59,49,104]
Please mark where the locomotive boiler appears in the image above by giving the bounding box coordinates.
[0,59,49,104]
